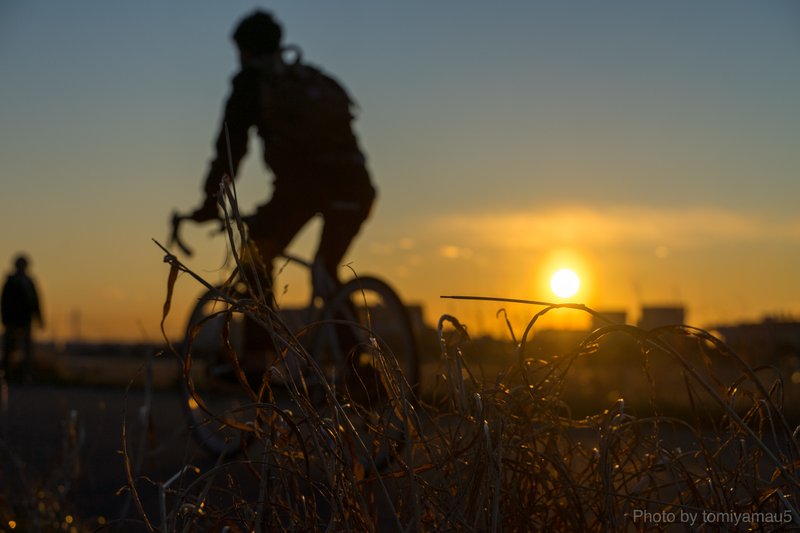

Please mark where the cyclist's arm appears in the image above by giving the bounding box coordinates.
[202,69,259,204]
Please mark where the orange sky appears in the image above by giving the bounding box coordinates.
[2,2,799,342]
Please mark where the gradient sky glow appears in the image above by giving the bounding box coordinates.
[2,1,799,341]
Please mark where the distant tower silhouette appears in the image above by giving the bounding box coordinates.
[70,308,82,342]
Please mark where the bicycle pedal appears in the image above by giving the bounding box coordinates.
[209,364,234,378]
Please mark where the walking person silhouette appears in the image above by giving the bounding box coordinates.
[1,254,44,382]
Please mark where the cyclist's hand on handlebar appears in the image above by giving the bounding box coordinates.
[190,197,220,223]
[169,199,219,256]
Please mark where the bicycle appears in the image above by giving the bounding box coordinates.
[167,211,420,471]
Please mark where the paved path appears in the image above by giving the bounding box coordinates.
[1,380,201,529]
[0,347,426,531]
[0,376,397,531]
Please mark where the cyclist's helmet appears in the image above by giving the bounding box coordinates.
[232,10,283,56]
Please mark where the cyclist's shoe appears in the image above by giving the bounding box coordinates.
[238,346,311,390]
[239,347,277,389]
[206,360,238,383]
[265,348,307,387]
[346,360,388,407]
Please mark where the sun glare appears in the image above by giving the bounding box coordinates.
[550,269,580,299]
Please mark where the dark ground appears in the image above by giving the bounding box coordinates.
[2,335,797,531]
[0,380,206,531]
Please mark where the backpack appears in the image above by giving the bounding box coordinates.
[260,54,358,156]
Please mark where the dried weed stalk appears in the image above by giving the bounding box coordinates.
[141,184,799,531]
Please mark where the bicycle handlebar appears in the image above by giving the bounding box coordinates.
[170,211,226,257]
[169,210,315,271]
[170,210,249,257]
[169,211,196,256]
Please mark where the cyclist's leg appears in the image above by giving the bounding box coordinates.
[316,185,375,283]
[240,238,281,359]
[317,184,378,400]
[245,186,319,368]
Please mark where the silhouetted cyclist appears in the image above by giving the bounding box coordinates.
[189,11,376,357]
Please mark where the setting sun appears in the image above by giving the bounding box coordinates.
[550,269,580,299]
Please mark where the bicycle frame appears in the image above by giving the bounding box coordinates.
[169,210,419,464]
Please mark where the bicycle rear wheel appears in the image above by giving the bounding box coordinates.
[314,276,420,471]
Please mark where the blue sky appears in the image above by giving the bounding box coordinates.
[1,1,799,340]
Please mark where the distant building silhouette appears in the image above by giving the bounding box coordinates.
[637,306,685,330]
[713,316,800,365]
[591,310,627,331]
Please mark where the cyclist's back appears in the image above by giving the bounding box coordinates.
[261,61,362,171]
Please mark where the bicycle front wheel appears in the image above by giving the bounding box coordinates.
[178,283,259,457]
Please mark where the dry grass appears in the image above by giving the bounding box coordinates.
[0,407,97,532]
[130,300,800,531]
[131,180,800,531]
